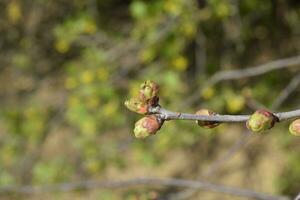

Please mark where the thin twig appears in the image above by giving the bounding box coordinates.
[183,55,300,108]
[202,132,251,177]
[0,177,289,200]
[149,107,300,123]
[271,72,300,110]
[207,55,300,86]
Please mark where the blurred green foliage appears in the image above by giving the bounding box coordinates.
[0,0,299,199]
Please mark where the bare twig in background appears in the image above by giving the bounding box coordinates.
[195,30,207,75]
[184,55,300,107]
[201,132,251,177]
[168,132,254,200]
[207,55,300,86]
[271,72,300,110]
[0,177,289,200]
[245,97,268,110]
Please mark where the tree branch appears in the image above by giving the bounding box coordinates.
[183,55,300,108]
[0,177,289,200]
[271,72,300,110]
[207,55,300,86]
[150,106,300,123]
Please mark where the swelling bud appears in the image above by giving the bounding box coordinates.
[124,98,149,114]
[246,109,278,133]
[134,115,162,138]
[139,80,159,101]
[195,109,220,128]
[289,119,300,136]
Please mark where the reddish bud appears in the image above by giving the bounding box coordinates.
[289,119,300,136]
[195,108,220,128]
[246,109,278,133]
[134,115,163,138]
[124,98,149,114]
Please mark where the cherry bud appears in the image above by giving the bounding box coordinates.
[134,115,163,138]
[139,80,159,101]
[246,109,278,133]
[195,108,220,128]
[289,119,300,136]
[124,98,149,114]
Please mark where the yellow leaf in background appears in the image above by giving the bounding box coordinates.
[97,68,109,81]
[68,96,80,107]
[65,77,77,89]
[201,87,215,100]
[226,95,245,113]
[215,3,230,18]
[7,1,21,24]
[103,101,118,117]
[24,107,36,118]
[84,20,97,34]
[81,120,96,135]
[54,39,70,54]
[86,97,99,109]
[80,71,94,84]
[84,159,100,174]
[172,56,188,71]
[139,49,155,63]
[182,23,196,38]
[164,0,181,16]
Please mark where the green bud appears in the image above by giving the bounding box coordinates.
[246,109,278,133]
[139,80,159,101]
[195,108,220,128]
[124,98,148,114]
[133,115,162,138]
[289,119,300,136]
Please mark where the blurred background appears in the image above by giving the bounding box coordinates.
[0,0,300,199]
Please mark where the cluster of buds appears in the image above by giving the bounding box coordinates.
[246,109,279,133]
[125,80,163,138]
[195,108,220,128]
[124,80,160,115]
[289,119,300,136]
